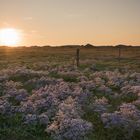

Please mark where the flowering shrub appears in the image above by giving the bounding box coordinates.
[91,97,111,114]
[47,97,93,140]
[0,65,140,139]
[101,103,140,138]
[47,118,93,140]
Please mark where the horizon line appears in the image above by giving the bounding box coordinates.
[0,44,140,48]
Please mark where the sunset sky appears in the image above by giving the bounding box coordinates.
[0,0,140,46]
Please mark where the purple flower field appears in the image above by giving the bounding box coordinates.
[0,63,140,140]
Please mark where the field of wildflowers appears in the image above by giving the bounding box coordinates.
[0,46,140,140]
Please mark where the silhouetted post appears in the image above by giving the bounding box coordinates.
[76,48,80,67]
[118,46,121,63]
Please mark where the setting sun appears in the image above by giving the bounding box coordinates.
[0,28,21,46]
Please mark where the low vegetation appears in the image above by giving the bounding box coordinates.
[0,46,140,140]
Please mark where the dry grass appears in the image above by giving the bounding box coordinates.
[0,46,140,71]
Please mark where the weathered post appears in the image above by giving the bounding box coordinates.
[118,46,121,63]
[76,48,80,67]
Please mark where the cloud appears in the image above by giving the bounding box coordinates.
[67,13,84,18]
[23,17,33,21]
[2,22,10,26]
[31,30,38,33]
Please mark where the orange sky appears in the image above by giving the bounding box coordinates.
[0,0,140,46]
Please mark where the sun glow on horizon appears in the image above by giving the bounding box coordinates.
[0,28,21,47]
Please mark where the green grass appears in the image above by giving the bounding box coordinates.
[0,114,51,140]
[49,72,78,82]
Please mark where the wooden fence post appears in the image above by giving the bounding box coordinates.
[76,48,80,67]
[118,46,121,63]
